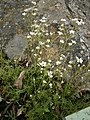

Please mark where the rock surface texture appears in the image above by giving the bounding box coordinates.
[0,0,90,58]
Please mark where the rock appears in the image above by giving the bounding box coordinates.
[64,0,90,49]
[37,0,90,57]
[37,0,70,23]
[4,34,28,59]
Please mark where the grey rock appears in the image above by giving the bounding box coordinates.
[4,34,28,59]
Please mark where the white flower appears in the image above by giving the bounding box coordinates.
[30,95,32,97]
[39,61,47,67]
[69,61,73,64]
[71,40,76,44]
[46,44,50,47]
[40,19,46,23]
[60,57,63,60]
[72,18,78,21]
[30,32,36,35]
[61,18,66,22]
[45,33,49,36]
[60,39,64,43]
[27,35,31,38]
[34,54,37,57]
[68,43,72,46]
[61,54,65,58]
[76,56,83,64]
[68,64,72,68]
[22,12,27,16]
[31,49,34,52]
[36,46,40,50]
[33,24,39,28]
[70,30,75,34]
[48,59,52,63]
[39,51,42,54]
[32,12,36,16]
[24,8,31,12]
[56,61,61,65]
[41,68,43,70]
[47,71,53,78]
[61,24,64,27]
[49,83,53,88]
[50,32,53,35]
[39,41,45,45]
[76,19,84,25]
[59,27,64,31]
[38,58,41,61]
[43,80,47,84]
[61,80,64,84]
[33,8,38,11]
[46,39,50,43]
[42,16,47,20]
[32,1,37,5]
[58,31,63,35]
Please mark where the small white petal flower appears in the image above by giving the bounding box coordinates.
[32,12,36,16]
[36,46,40,50]
[56,61,61,65]
[34,54,37,57]
[71,40,76,44]
[45,33,49,36]
[72,18,78,21]
[68,43,72,46]
[50,32,53,35]
[43,80,47,84]
[60,39,64,43]
[61,18,66,22]
[49,83,53,88]
[46,44,50,47]
[38,58,41,61]
[46,39,50,43]
[39,51,42,54]
[69,61,73,64]
[68,64,72,68]
[22,12,27,16]
[27,35,31,38]
[42,16,47,20]
[76,56,83,64]
[61,80,64,84]
[40,19,46,23]
[39,41,45,45]
[58,31,63,35]
[61,24,64,27]
[76,19,84,25]
[39,61,47,67]
[24,8,31,12]
[30,32,36,35]
[61,54,65,58]
[70,30,75,34]
[48,59,52,63]
[32,1,37,5]
[30,95,32,97]
[47,71,53,78]
[59,27,64,31]
[60,57,63,60]
[31,49,34,52]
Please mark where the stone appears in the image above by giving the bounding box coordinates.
[65,106,90,120]
[4,34,28,59]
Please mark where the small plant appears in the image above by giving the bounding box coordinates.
[0,1,90,120]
